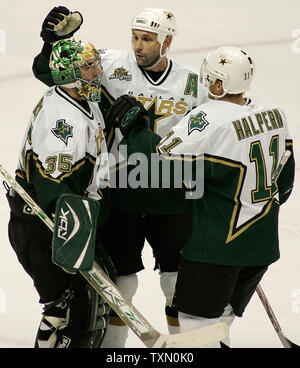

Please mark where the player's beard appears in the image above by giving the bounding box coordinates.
[135,49,161,69]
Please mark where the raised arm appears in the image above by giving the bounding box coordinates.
[32,6,83,86]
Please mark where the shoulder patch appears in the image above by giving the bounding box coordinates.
[109,67,132,81]
[51,119,73,145]
[188,111,209,135]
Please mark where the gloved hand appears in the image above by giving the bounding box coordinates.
[40,6,83,43]
[106,95,150,136]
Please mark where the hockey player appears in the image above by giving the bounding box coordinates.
[105,46,295,347]
[31,6,208,347]
[6,38,115,348]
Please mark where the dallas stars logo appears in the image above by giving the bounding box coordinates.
[78,84,92,100]
[165,12,174,20]
[146,97,172,132]
[188,111,209,135]
[219,55,232,66]
[51,119,73,145]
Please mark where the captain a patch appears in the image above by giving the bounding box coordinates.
[51,119,73,145]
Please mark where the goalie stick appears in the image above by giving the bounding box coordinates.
[255,150,299,348]
[0,163,228,348]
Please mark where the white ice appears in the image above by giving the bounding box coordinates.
[0,0,299,348]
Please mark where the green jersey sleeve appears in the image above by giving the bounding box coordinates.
[32,42,54,87]
[277,140,295,205]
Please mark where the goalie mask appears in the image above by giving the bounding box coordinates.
[131,8,176,66]
[50,38,102,102]
[200,46,255,99]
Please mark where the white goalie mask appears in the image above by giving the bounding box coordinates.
[200,46,255,98]
[131,7,176,66]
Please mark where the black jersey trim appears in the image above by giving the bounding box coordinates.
[139,60,173,86]
[100,84,115,106]
[99,84,116,152]
[55,86,94,120]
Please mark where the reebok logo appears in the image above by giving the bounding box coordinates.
[57,208,70,241]
[121,107,140,126]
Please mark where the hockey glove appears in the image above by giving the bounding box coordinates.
[106,95,150,136]
[40,6,83,43]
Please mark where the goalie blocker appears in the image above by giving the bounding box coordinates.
[52,194,100,273]
[52,194,116,277]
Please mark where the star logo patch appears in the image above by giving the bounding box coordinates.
[51,119,73,145]
[188,111,209,135]
[219,55,232,65]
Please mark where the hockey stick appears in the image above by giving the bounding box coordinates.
[271,150,291,183]
[255,150,299,348]
[256,285,299,348]
[0,163,228,348]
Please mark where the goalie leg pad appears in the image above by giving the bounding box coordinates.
[35,289,73,348]
[35,274,111,348]
[83,282,111,348]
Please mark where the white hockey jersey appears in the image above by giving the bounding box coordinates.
[97,49,208,214]
[156,97,295,265]
[17,86,109,212]
[99,49,208,151]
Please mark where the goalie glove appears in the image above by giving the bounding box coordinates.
[106,95,150,136]
[40,6,83,43]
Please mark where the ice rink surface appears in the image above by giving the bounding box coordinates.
[0,0,299,349]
